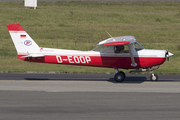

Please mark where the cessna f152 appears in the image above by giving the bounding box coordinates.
[7,23,173,82]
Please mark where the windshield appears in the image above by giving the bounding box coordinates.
[92,45,108,52]
[133,42,144,51]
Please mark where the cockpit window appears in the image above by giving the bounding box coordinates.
[114,45,129,53]
[92,45,108,52]
[133,42,144,51]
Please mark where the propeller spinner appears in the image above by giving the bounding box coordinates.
[165,49,173,61]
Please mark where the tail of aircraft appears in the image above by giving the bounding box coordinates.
[6,23,42,59]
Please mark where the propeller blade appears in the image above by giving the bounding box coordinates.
[165,49,169,61]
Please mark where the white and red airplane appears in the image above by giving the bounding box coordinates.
[7,23,173,82]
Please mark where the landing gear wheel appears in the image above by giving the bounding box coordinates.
[150,74,158,81]
[114,71,126,82]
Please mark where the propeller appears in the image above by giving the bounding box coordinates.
[165,49,169,61]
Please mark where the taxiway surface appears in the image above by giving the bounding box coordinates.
[1,73,180,120]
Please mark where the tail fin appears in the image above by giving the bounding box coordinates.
[6,23,40,58]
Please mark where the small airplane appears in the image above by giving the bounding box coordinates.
[7,23,173,82]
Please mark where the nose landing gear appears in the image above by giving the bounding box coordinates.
[150,71,158,81]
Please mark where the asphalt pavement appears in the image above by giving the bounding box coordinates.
[0,73,180,120]
[1,91,180,120]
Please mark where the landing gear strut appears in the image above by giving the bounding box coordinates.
[114,69,126,82]
[129,65,160,81]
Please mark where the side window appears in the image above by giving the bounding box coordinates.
[114,45,129,53]
[92,45,108,53]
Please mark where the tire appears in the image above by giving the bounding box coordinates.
[114,71,125,82]
[150,74,158,81]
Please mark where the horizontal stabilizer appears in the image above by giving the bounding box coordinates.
[20,54,44,58]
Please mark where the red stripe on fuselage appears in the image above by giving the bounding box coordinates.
[17,54,165,69]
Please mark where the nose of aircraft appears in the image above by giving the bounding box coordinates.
[165,50,173,61]
[168,52,173,57]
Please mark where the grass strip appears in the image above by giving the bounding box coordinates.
[0,1,180,74]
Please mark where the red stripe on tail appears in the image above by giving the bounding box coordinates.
[6,23,25,31]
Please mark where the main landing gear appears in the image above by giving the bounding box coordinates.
[114,69,126,82]
[114,71,126,82]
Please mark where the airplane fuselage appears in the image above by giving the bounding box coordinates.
[18,47,166,69]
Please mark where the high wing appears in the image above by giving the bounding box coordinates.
[98,36,136,45]
[103,41,130,46]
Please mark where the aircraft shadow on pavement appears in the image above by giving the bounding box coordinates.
[24,76,148,84]
[108,76,147,83]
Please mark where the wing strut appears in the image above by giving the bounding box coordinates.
[128,44,137,67]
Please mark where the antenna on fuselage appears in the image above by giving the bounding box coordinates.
[105,31,115,41]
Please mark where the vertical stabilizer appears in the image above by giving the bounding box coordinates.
[6,23,40,56]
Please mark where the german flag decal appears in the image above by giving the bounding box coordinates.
[20,35,26,39]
